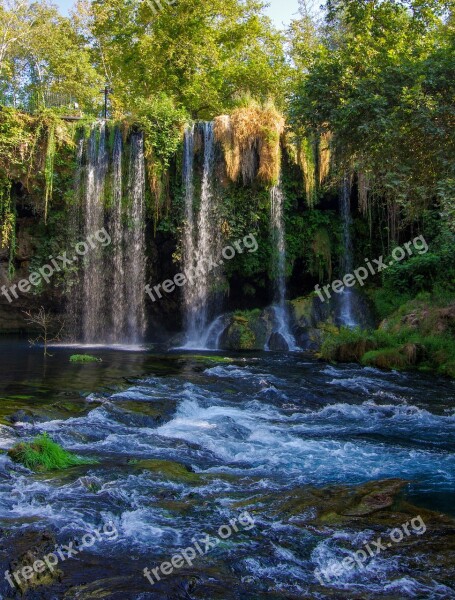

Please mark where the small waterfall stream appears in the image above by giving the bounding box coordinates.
[266,181,298,351]
[339,174,358,328]
[181,122,222,348]
[70,123,147,344]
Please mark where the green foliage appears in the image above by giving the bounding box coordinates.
[69,354,102,363]
[0,0,102,114]
[319,325,372,361]
[361,348,411,371]
[367,225,455,317]
[134,95,188,224]
[320,294,455,377]
[291,0,455,231]
[44,123,56,224]
[136,96,187,171]
[286,207,342,282]
[368,288,413,321]
[90,0,288,118]
[8,433,97,471]
[28,210,74,293]
[0,177,16,277]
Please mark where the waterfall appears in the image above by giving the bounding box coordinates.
[110,127,125,340]
[339,174,357,328]
[182,122,222,349]
[124,132,147,342]
[182,125,196,340]
[82,124,107,342]
[72,123,147,344]
[266,180,299,351]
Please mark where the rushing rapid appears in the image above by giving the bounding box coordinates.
[0,344,454,599]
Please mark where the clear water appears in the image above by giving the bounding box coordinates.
[0,338,454,598]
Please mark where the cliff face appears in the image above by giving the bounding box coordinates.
[0,210,41,332]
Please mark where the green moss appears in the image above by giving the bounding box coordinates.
[320,297,455,377]
[130,459,203,484]
[8,433,97,472]
[70,354,102,363]
[226,322,256,350]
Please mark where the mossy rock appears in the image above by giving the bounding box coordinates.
[7,530,62,593]
[339,478,405,517]
[291,295,315,326]
[233,315,249,325]
[221,321,257,350]
[220,309,271,350]
[130,459,203,485]
[69,354,102,363]
[232,478,408,528]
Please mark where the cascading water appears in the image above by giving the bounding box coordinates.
[110,128,125,340]
[71,123,147,344]
[181,122,222,349]
[82,123,108,342]
[266,180,299,351]
[124,132,147,342]
[181,125,196,341]
[338,174,358,328]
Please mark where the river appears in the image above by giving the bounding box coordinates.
[0,338,454,599]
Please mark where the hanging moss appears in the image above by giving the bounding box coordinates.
[300,135,317,207]
[311,228,332,281]
[214,102,285,186]
[44,123,56,224]
[285,131,318,207]
[317,131,332,186]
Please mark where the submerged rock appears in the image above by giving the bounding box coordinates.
[130,459,203,485]
[0,529,62,595]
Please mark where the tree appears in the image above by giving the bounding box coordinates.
[0,0,102,111]
[290,0,455,233]
[23,306,64,356]
[88,0,288,118]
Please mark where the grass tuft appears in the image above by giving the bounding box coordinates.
[8,433,97,471]
[70,354,102,363]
